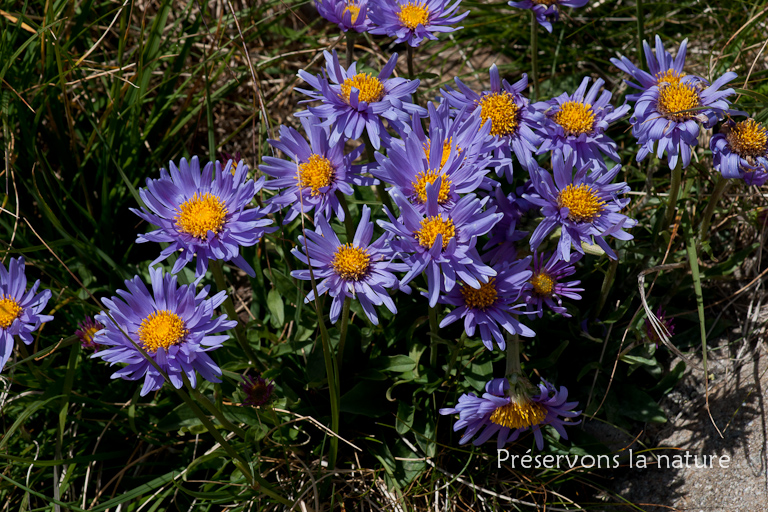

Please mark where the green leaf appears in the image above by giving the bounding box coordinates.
[267,288,285,328]
[621,388,667,423]
[395,402,415,435]
[373,355,417,373]
[340,381,389,417]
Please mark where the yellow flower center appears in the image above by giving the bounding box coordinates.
[657,82,700,120]
[175,193,228,240]
[460,278,498,311]
[397,1,429,29]
[727,119,768,158]
[137,310,189,352]
[343,2,361,22]
[553,101,596,136]
[557,183,605,223]
[530,272,555,297]
[411,170,452,204]
[415,216,456,250]
[478,92,520,137]
[531,0,558,5]
[298,154,335,196]
[331,244,371,281]
[423,137,462,169]
[489,399,548,429]
[340,73,385,104]
[81,325,100,345]
[0,296,22,329]
[655,69,685,86]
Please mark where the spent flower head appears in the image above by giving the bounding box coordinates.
[76,316,104,351]
[242,373,275,407]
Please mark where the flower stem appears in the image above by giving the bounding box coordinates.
[406,45,420,106]
[636,0,645,65]
[363,132,394,213]
[346,31,356,68]
[176,376,291,505]
[185,382,247,439]
[210,260,258,366]
[505,332,522,378]
[698,175,730,242]
[337,192,356,241]
[530,12,540,102]
[664,160,683,230]
[337,296,352,371]
[429,305,439,368]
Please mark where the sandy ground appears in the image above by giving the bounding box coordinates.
[586,321,768,511]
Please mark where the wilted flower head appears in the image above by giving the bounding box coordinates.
[439,377,581,449]
[296,50,425,149]
[131,156,275,278]
[438,258,535,351]
[632,71,737,170]
[508,0,589,34]
[535,77,630,169]
[369,0,469,47]
[242,373,275,407]
[525,151,636,261]
[711,118,768,186]
[92,267,237,396]
[0,257,53,372]
[644,306,675,348]
[76,316,104,351]
[611,35,694,102]
[441,64,543,179]
[316,0,374,32]
[260,115,373,224]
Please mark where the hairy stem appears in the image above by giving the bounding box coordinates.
[337,296,352,371]
[664,160,683,229]
[531,13,540,102]
[698,175,730,242]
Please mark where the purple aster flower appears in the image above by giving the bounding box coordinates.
[508,0,589,34]
[439,377,581,449]
[611,35,695,103]
[296,50,425,150]
[525,151,636,261]
[371,105,494,212]
[481,183,537,265]
[291,205,406,325]
[242,373,275,407]
[379,182,501,307]
[76,316,104,351]
[316,0,373,32]
[369,0,468,47]
[523,252,583,318]
[535,77,630,170]
[0,257,53,372]
[92,267,237,396]
[131,156,275,279]
[441,64,543,179]
[711,118,768,186]
[260,115,373,224]
[632,71,737,170]
[438,258,535,351]
[644,306,675,348]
